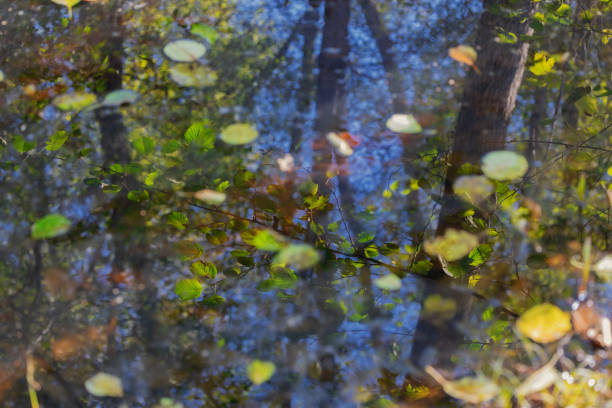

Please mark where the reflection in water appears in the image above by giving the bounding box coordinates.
[1,0,612,406]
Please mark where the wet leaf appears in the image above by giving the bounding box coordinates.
[32,214,71,239]
[385,114,422,134]
[516,303,572,343]
[453,175,494,204]
[101,89,139,107]
[448,45,480,73]
[194,189,226,205]
[326,132,354,156]
[273,244,320,271]
[163,40,207,62]
[174,278,203,300]
[247,360,276,385]
[84,372,123,397]
[481,150,528,181]
[425,366,499,404]
[191,23,218,45]
[53,91,97,111]
[424,229,479,262]
[374,274,402,291]
[169,64,217,88]
[220,123,258,145]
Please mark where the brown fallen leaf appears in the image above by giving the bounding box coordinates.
[449,45,481,74]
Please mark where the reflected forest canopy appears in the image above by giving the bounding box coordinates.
[1,0,612,406]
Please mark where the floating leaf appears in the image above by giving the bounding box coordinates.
[169,64,217,88]
[453,175,494,204]
[220,123,258,145]
[594,254,612,282]
[194,189,226,205]
[273,244,320,271]
[174,278,203,300]
[163,40,207,62]
[191,23,218,45]
[53,91,96,111]
[247,360,276,385]
[516,303,572,343]
[481,150,528,181]
[101,89,139,107]
[424,229,479,262]
[32,214,71,239]
[374,274,402,291]
[448,45,480,73]
[84,373,123,397]
[426,366,499,404]
[386,114,422,134]
[326,132,354,156]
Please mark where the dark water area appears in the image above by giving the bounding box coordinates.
[1,0,612,407]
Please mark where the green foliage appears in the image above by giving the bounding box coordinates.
[174,278,203,301]
[31,214,71,239]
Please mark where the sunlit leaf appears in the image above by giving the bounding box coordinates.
[453,175,494,204]
[251,229,285,251]
[13,135,36,153]
[529,55,555,76]
[127,190,149,202]
[326,132,354,156]
[574,95,597,116]
[53,91,97,111]
[133,136,155,155]
[32,214,71,239]
[191,23,218,45]
[46,131,68,151]
[194,189,226,205]
[426,366,499,404]
[385,114,422,134]
[50,0,82,19]
[481,150,528,181]
[169,64,217,88]
[174,278,203,300]
[448,45,480,73]
[516,303,572,343]
[163,40,207,62]
[424,229,479,262]
[273,244,320,271]
[84,372,123,397]
[219,123,258,145]
[190,261,217,279]
[167,211,188,230]
[374,274,402,291]
[247,360,276,385]
[184,122,215,150]
[101,89,139,107]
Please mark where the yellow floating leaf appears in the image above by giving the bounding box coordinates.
[50,0,82,19]
[516,303,572,343]
[246,360,275,385]
[84,372,123,397]
[424,229,479,262]
[448,45,480,74]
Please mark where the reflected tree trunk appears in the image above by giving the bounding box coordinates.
[410,0,534,370]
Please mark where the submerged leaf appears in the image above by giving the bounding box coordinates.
[53,91,97,111]
[516,303,572,343]
[174,278,203,300]
[194,189,226,205]
[481,151,528,181]
[426,366,499,404]
[32,214,71,239]
[191,23,218,45]
[247,360,276,385]
[386,114,422,134]
[163,40,207,62]
[169,64,217,88]
[453,175,494,204]
[326,132,354,156]
[220,123,258,145]
[424,229,479,262]
[515,364,558,397]
[273,244,320,271]
[374,274,402,291]
[84,372,123,397]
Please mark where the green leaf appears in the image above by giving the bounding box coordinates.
[529,56,555,76]
[424,229,479,262]
[468,244,493,267]
[453,175,494,204]
[169,64,217,88]
[13,135,36,153]
[201,295,225,307]
[175,240,203,260]
[163,39,207,62]
[191,23,218,45]
[31,214,71,239]
[574,95,597,116]
[133,136,155,155]
[184,122,215,150]
[481,151,528,181]
[84,373,123,398]
[364,244,379,258]
[357,231,375,243]
[53,91,97,111]
[162,140,181,154]
[127,190,149,202]
[46,130,69,151]
[101,89,139,107]
[251,229,285,251]
[167,211,189,230]
[219,123,258,145]
[385,114,422,134]
[174,278,203,300]
[190,261,217,279]
[144,172,159,186]
[374,274,402,291]
[247,360,276,385]
[273,244,320,271]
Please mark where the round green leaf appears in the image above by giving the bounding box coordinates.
[31,214,71,239]
[219,123,258,145]
[174,278,203,300]
[53,91,97,111]
[247,360,276,385]
[273,244,320,271]
[385,114,422,134]
[481,151,528,181]
[163,39,207,62]
[516,303,571,343]
[84,373,124,398]
[374,274,402,291]
[169,64,217,88]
